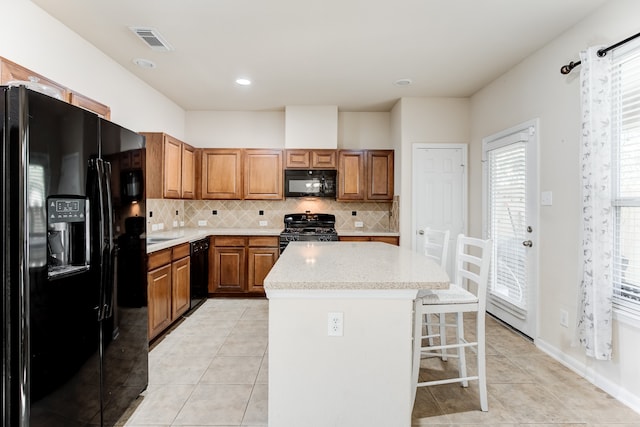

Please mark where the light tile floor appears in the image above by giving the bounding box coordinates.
[120,298,640,426]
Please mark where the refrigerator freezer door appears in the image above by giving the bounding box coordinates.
[4,86,103,426]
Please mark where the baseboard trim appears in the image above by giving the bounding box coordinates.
[535,338,640,414]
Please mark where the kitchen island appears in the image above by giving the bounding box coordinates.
[264,241,449,427]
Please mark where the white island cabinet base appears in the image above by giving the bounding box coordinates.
[264,242,449,427]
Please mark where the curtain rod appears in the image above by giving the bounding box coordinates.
[560,31,640,74]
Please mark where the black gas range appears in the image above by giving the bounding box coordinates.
[279,212,339,253]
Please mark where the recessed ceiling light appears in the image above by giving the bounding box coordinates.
[133,58,156,69]
[236,78,252,86]
[394,78,413,86]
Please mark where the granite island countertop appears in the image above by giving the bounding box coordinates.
[264,241,449,291]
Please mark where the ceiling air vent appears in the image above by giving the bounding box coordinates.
[129,27,174,51]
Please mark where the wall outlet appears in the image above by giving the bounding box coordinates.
[151,224,159,231]
[355,221,364,228]
[560,309,569,328]
[198,220,207,227]
[259,220,268,227]
[173,220,178,227]
[328,312,344,337]
[179,221,185,227]
[157,223,164,230]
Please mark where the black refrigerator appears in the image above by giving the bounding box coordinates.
[1,85,149,426]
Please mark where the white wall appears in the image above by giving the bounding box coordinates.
[1,0,185,137]
[394,97,470,249]
[185,110,391,149]
[469,0,640,409]
[185,111,285,148]
[338,112,391,149]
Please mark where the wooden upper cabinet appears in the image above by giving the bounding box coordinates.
[312,150,337,168]
[1,56,110,118]
[69,91,111,119]
[0,57,69,101]
[201,149,243,199]
[244,149,283,200]
[367,150,394,201]
[338,149,394,201]
[142,132,195,199]
[163,135,182,199]
[338,150,366,200]
[285,150,311,168]
[285,149,336,169]
[181,143,196,199]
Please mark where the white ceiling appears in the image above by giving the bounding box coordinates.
[32,0,607,112]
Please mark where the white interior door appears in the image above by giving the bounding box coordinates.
[482,119,538,339]
[412,144,467,278]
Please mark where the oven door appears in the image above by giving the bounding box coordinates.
[284,170,336,198]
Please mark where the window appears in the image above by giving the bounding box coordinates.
[612,39,640,318]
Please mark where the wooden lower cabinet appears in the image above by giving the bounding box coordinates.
[248,247,279,293]
[147,243,191,340]
[210,235,279,296]
[172,256,191,319]
[211,246,246,293]
[147,263,172,340]
[339,235,399,245]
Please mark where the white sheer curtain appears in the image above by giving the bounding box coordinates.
[577,46,613,360]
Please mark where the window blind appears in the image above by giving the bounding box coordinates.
[612,42,640,318]
[486,141,528,314]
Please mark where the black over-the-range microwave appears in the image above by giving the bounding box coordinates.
[284,169,337,198]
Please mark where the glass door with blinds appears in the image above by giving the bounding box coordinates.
[612,39,640,318]
[483,119,538,338]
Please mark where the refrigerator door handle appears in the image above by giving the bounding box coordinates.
[92,158,109,321]
[102,160,116,319]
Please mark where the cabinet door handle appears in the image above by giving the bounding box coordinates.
[522,240,533,247]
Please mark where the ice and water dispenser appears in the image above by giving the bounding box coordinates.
[47,196,90,278]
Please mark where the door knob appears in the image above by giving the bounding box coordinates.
[522,240,533,247]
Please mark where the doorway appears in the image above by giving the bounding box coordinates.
[412,144,467,278]
[482,119,538,339]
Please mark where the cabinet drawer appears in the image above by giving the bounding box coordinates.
[172,242,190,260]
[148,248,172,270]
[248,236,279,247]
[213,236,246,247]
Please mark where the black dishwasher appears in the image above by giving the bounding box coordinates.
[190,238,209,310]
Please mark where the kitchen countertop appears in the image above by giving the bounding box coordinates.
[264,241,448,291]
[145,227,282,253]
[145,228,399,253]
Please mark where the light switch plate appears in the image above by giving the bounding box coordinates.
[198,220,207,226]
[259,220,268,227]
[355,221,364,228]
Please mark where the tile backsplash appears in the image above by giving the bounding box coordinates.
[146,198,399,232]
